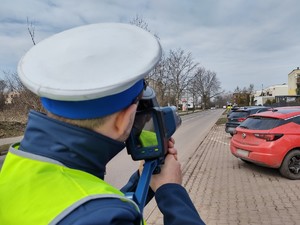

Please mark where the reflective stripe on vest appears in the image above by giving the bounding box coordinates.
[0,146,143,225]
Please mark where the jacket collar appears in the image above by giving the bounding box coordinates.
[19,110,126,179]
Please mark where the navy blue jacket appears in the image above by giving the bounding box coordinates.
[18,111,205,225]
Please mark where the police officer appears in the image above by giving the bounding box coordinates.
[0,23,205,225]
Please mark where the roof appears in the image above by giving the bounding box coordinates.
[236,106,269,112]
[250,106,300,119]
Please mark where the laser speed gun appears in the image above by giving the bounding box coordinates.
[126,86,181,162]
[125,86,181,213]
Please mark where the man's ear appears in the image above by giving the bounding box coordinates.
[114,104,137,137]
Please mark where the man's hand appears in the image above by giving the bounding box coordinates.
[167,137,178,160]
[150,137,182,192]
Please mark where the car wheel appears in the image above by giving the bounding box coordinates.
[279,149,300,180]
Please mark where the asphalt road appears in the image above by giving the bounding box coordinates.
[105,109,224,188]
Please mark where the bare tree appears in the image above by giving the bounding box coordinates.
[208,89,230,108]
[0,80,7,111]
[4,72,44,118]
[188,68,206,110]
[27,17,36,45]
[129,15,179,106]
[193,67,221,109]
[166,49,198,108]
[129,15,150,32]
[233,84,255,106]
[129,15,223,109]
[147,53,173,105]
[129,15,159,39]
[1,18,43,120]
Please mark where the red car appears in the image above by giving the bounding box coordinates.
[230,106,300,179]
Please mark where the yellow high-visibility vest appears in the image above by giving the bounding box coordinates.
[0,145,142,225]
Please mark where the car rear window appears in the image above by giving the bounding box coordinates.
[229,111,249,118]
[239,116,284,130]
[250,108,269,114]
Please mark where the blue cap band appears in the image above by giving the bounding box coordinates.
[41,80,144,119]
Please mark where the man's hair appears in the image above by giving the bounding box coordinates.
[47,111,112,130]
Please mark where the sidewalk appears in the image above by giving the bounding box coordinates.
[0,136,23,146]
[145,124,300,225]
[0,136,22,167]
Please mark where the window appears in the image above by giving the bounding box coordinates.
[229,111,249,118]
[291,116,300,125]
[240,117,284,130]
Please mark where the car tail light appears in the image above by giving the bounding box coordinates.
[237,117,246,122]
[254,133,283,141]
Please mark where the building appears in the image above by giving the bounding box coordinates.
[288,67,300,95]
[253,84,288,106]
[275,95,300,106]
[180,96,195,110]
[264,83,288,96]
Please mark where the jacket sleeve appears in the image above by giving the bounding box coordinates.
[57,198,142,225]
[120,170,155,205]
[155,183,206,225]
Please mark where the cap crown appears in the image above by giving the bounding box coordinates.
[18,23,162,101]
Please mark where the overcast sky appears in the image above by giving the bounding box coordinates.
[1,0,300,92]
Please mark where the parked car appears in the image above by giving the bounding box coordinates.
[226,106,239,117]
[225,106,270,136]
[230,106,300,179]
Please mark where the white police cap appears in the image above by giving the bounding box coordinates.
[17,23,162,119]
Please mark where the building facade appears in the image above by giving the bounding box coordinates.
[288,67,300,95]
[253,84,288,106]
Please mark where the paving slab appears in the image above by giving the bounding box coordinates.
[145,124,300,225]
